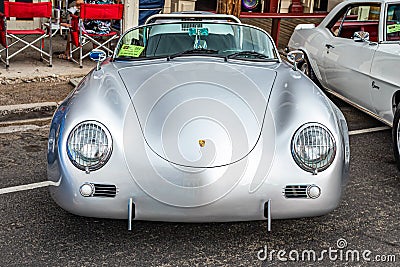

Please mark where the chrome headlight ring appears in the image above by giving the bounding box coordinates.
[67,121,113,172]
[291,123,336,174]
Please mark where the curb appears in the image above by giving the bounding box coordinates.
[0,73,86,85]
[0,102,58,123]
[0,76,84,124]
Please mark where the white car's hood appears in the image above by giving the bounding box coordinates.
[119,61,276,168]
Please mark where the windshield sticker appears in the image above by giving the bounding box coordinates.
[387,24,400,34]
[118,44,144,57]
[188,27,209,36]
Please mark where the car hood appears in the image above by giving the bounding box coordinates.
[119,61,276,168]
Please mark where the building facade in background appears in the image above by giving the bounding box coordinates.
[195,0,344,13]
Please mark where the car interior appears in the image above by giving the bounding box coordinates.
[329,5,380,42]
[386,4,400,41]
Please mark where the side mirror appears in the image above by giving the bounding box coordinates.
[353,31,370,42]
[287,50,304,71]
[90,49,107,70]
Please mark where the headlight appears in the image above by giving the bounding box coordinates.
[291,123,336,173]
[67,121,112,171]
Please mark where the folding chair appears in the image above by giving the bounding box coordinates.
[69,3,124,68]
[0,1,53,68]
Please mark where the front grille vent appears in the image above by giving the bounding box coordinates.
[93,184,117,198]
[284,185,308,198]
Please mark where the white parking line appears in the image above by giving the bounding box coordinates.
[0,117,52,126]
[0,180,60,195]
[0,124,49,134]
[349,126,391,136]
[0,102,58,113]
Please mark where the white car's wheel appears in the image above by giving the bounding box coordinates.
[299,55,318,84]
[393,105,400,170]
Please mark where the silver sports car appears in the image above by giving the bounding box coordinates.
[47,13,350,229]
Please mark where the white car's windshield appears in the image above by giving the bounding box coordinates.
[115,21,278,61]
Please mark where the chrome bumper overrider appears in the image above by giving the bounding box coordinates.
[128,198,273,232]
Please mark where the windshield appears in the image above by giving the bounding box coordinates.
[114,21,278,61]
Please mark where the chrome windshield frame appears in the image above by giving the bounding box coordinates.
[113,20,281,63]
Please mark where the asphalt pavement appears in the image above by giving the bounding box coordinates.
[0,98,399,266]
[0,34,399,266]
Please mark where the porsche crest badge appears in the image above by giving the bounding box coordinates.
[199,139,206,147]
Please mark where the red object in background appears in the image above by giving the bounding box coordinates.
[290,0,304,13]
[0,1,53,67]
[4,1,52,18]
[269,0,279,13]
[80,3,124,20]
[69,3,124,67]
[0,13,6,48]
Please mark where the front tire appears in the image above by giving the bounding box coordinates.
[299,54,318,85]
[392,105,400,170]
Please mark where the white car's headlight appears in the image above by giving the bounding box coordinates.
[291,123,336,173]
[67,121,112,171]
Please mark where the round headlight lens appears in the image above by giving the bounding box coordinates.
[291,123,336,173]
[67,121,112,171]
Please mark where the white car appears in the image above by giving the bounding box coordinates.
[288,0,400,169]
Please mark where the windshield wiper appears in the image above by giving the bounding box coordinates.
[225,51,271,61]
[168,48,219,60]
